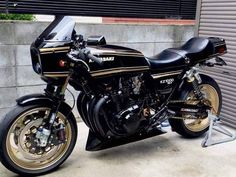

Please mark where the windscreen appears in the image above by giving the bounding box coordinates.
[34,16,76,47]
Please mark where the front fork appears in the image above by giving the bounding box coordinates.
[36,74,71,147]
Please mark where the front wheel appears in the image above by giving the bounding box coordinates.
[169,74,222,138]
[0,104,77,176]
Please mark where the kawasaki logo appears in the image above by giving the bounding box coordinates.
[89,56,115,63]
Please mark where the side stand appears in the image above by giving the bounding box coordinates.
[202,112,236,147]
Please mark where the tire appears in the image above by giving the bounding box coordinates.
[169,74,222,138]
[0,104,78,176]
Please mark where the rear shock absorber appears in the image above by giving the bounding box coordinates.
[192,79,203,99]
[186,68,203,99]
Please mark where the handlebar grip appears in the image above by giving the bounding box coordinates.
[87,53,103,65]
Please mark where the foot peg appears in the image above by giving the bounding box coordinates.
[202,112,236,147]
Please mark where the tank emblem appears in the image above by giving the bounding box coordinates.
[89,57,115,63]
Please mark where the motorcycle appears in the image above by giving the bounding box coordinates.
[0,16,227,176]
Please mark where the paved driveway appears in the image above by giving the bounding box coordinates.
[1,123,236,177]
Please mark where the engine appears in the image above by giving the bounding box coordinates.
[103,75,155,136]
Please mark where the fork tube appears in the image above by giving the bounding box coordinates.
[60,73,72,96]
[46,74,71,129]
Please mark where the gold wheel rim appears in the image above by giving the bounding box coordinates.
[183,84,220,132]
[6,107,72,170]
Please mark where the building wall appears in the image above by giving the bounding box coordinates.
[35,15,103,23]
[0,21,194,118]
[34,15,195,25]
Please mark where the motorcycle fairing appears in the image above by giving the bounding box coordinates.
[34,16,75,48]
[31,16,75,78]
[86,128,166,151]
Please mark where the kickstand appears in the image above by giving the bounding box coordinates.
[202,112,236,147]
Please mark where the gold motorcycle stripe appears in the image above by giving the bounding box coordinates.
[40,50,70,55]
[44,72,70,77]
[39,47,70,53]
[151,70,182,79]
[90,66,149,77]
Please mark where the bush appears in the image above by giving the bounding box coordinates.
[0,13,34,20]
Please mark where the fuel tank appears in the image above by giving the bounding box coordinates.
[88,45,150,77]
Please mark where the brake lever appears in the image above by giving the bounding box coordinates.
[67,53,90,71]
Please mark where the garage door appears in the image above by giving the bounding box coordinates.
[0,0,196,19]
[196,0,236,127]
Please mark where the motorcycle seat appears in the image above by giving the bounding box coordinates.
[147,37,215,71]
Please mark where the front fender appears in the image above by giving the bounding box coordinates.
[16,94,54,106]
[16,94,74,116]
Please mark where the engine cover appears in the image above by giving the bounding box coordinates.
[116,105,141,135]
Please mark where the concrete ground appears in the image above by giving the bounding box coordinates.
[1,123,236,177]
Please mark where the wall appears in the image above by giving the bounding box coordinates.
[35,15,103,23]
[0,21,194,118]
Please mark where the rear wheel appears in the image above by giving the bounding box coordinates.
[169,74,222,138]
[0,104,77,176]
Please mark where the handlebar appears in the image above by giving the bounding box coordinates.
[72,34,103,66]
[67,48,103,66]
[82,48,103,65]
[87,53,103,65]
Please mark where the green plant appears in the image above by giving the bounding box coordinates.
[0,13,34,20]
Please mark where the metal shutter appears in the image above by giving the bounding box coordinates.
[196,0,236,128]
[181,0,197,19]
[0,0,196,19]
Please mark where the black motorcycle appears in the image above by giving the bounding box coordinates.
[0,16,227,176]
